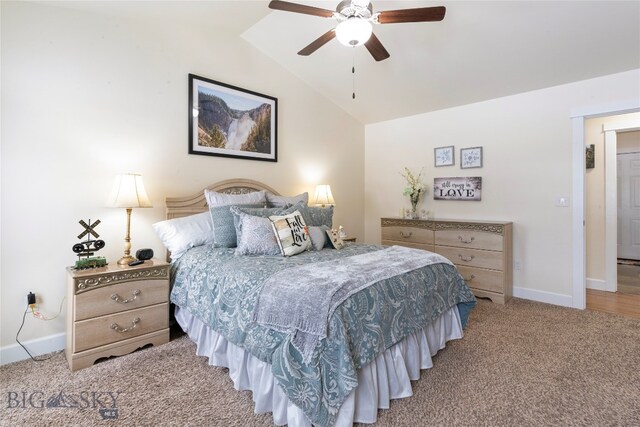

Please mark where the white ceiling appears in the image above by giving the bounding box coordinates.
[42,1,640,124]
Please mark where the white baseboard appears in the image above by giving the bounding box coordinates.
[513,286,574,308]
[586,277,615,292]
[0,332,65,366]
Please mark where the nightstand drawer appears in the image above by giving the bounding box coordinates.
[435,229,503,251]
[75,279,169,321]
[456,266,504,293]
[434,246,503,270]
[74,303,169,353]
[381,226,434,245]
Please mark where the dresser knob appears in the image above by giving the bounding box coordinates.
[111,289,141,304]
[458,235,475,244]
[110,317,140,333]
[399,231,413,239]
[462,274,475,282]
[458,254,475,262]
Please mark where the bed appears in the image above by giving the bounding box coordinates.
[160,179,476,427]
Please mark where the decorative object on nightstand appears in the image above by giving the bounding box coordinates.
[65,259,170,371]
[313,184,335,207]
[338,225,347,238]
[401,167,426,219]
[108,173,153,265]
[72,219,107,269]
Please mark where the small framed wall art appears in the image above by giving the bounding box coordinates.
[188,73,277,162]
[460,146,483,169]
[434,146,455,167]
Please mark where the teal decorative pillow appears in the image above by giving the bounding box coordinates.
[266,192,309,208]
[209,204,263,248]
[204,189,268,248]
[233,211,281,256]
[297,205,334,228]
[269,211,311,256]
[232,203,304,244]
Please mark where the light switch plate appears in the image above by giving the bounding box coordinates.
[556,196,570,207]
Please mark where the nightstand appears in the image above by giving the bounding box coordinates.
[65,259,170,371]
[343,237,356,242]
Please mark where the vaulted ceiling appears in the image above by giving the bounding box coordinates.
[42,1,640,124]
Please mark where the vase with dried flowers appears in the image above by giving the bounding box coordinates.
[401,167,426,219]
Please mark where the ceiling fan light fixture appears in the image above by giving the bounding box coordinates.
[335,18,372,47]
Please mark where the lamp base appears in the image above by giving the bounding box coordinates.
[117,255,136,266]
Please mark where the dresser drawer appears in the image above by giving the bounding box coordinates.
[74,303,169,353]
[381,240,434,252]
[381,226,434,245]
[434,246,504,270]
[435,229,503,251]
[456,265,504,293]
[75,279,169,321]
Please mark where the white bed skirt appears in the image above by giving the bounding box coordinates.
[175,306,463,426]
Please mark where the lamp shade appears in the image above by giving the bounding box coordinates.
[313,184,335,206]
[335,18,373,47]
[108,173,152,208]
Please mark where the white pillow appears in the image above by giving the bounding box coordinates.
[152,212,214,261]
[204,189,266,207]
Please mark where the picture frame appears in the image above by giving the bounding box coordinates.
[460,146,483,169]
[585,144,595,169]
[188,73,277,162]
[434,177,482,201]
[434,146,455,167]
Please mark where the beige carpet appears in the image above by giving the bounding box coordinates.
[2,299,639,426]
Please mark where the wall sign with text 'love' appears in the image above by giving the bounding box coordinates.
[434,177,482,201]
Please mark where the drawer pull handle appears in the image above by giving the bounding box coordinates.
[462,274,475,282]
[111,289,141,304]
[399,231,413,239]
[458,236,475,244]
[111,317,140,333]
[458,254,475,262]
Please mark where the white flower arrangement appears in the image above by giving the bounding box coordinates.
[401,167,427,214]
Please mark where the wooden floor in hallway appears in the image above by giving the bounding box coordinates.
[586,263,640,320]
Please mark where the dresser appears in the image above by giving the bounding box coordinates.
[381,218,513,304]
[66,260,170,371]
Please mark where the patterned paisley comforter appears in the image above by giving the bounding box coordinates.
[171,243,476,427]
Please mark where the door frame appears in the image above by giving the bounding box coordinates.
[571,102,640,309]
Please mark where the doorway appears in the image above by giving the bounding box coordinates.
[571,103,640,311]
[583,114,640,318]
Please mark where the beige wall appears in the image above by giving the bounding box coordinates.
[585,116,640,283]
[617,131,640,153]
[0,2,364,351]
[364,70,640,303]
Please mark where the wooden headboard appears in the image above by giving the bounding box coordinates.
[165,178,280,220]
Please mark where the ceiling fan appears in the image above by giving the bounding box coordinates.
[268,0,446,61]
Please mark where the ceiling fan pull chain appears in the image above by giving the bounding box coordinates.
[352,47,356,99]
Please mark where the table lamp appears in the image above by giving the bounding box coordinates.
[313,184,335,207]
[108,173,152,265]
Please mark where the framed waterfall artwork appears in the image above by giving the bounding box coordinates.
[188,74,278,162]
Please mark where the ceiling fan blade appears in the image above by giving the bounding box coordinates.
[269,1,334,18]
[364,33,390,61]
[377,6,446,24]
[298,29,336,56]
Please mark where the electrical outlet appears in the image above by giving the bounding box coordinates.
[27,292,36,305]
[514,261,522,271]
